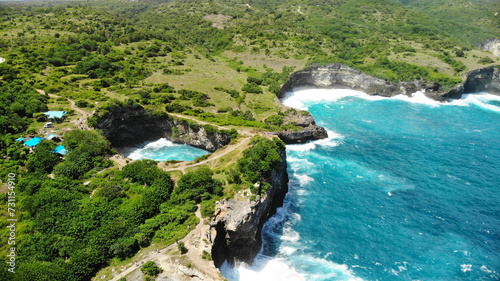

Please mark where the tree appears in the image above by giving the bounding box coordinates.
[242,82,263,94]
[141,261,162,277]
[177,241,187,254]
[237,136,284,184]
[26,140,59,173]
[175,167,222,203]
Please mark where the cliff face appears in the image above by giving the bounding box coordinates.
[435,66,500,100]
[272,112,328,144]
[210,147,288,267]
[96,106,230,152]
[279,63,500,102]
[279,63,427,99]
[479,38,500,57]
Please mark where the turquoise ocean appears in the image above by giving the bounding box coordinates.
[221,88,500,281]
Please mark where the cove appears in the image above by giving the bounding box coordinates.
[124,138,209,162]
[222,88,500,281]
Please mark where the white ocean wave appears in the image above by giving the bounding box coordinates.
[299,255,364,281]
[281,88,384,110]
[391,91,443,106]
[287,142,317,152]
[295,174,314,185]
[282,88,500,114]
[281,246,298,255]
[127,138,178,160]
[450,93,500,113]
[221,254,364,281]
[461,264,473,273]
[220,259,306,281]
[287,130,344,152]
[280,227,301,242]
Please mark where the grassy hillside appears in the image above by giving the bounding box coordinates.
[0,0,498,280]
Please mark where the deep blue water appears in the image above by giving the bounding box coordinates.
[125,138,208,161]
[222,89,500,281]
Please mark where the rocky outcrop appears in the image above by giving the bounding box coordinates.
[432,66,500,100]
[479,38,500,57]
[96,106,231,152]
[279,63,428,99]
[271,111,328,144]
[210,147,288,267]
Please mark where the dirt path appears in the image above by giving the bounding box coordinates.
[168,113,230,130]
[37,89,91,128]
[109,206,210,281]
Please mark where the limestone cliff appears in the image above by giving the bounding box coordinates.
[279,63,427,99]
[96,106,231,152]
[434,66,500,100]
[210,147,288,267]
[479,38,500,57]
[272,111,328,144]
[279,63,500,102]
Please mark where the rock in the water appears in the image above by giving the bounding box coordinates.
[275,125,328,144]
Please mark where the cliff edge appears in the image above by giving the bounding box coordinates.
[210,146,288,267]
[441,66,500,99]
[279,63,500,102]
[96,106,231,152]
[279,63,428,99]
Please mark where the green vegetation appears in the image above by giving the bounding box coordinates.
[177,241,187,254]
[141,261,163,277]
[201,250,212,261]
[0,0,498,279]
[237,136,285,196]
[0,81,48,134]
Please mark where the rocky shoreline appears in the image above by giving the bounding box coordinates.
[209,63,500,271]
[96,63,499,277]
[279,63,500,102]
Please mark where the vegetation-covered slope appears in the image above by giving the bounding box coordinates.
[0,0,498,280]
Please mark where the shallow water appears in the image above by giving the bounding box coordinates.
[125,138,208,161]
[222,89,500,281]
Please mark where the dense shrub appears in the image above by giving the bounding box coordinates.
[237,136,284,185]
[242,82,263,94]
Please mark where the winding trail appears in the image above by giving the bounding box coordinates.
[160,136,251,173]
[36,89,91,128]
[109,206,206,281]
[168,112,230,130]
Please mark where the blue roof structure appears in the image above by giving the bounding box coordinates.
[15,137,25,142]
[47,134,60,140]
[24,137,45,147]
[44,111,67,119]
[53,145,67,155]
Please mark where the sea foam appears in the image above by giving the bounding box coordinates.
[282,88,500,112]
[126,138,208,161]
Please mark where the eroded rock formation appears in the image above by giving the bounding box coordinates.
[479,38,500,57]
[279,63,428,99]
[96,106,231,152]
[436,66,500,100]
[279,63,500,102]
[210,147,288,267]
